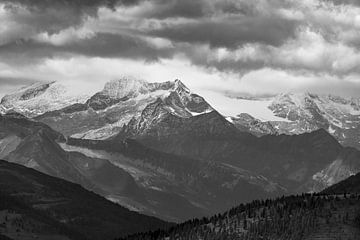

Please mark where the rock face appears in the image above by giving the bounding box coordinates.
[230,113,278,136]
[120,107,239,140]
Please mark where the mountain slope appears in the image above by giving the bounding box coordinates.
[0,160,170,240]
[0,112,132,194]
[0,112,211,222]
[66,137,285,221]
[116,99,360,193]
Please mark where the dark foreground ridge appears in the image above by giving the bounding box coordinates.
[0,160,172,240]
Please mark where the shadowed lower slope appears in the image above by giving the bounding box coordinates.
[0,160,171,240]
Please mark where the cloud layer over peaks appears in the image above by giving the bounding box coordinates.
[1,0,360,97]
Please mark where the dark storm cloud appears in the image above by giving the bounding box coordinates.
[328,0,360,6]
[1,0,360,84]
[0,0,141,39]
[0,33,174,64]
[2,0,140,11]
[147,17,299,49]
[64,33,174,60]
[134,0,270,20]
[0,0,359,97]
[0,0,300,57]
[141,0,207,19]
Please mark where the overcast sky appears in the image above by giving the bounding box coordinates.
[1,0,360,98]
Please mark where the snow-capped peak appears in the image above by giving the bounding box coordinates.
[101,77,150,99]
[99,78,193,100]
[1,81,56,106]
[0,81,90,117]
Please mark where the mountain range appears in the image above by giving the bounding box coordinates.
[2,78,359,149]
[0,78,359,224]
[226,93,360,150]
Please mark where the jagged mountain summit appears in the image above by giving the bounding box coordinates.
[33,77,213,140]
[225,92,360,149]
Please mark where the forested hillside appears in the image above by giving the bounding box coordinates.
[121,194,360,240]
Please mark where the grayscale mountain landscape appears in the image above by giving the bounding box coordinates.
[0,0,359,240]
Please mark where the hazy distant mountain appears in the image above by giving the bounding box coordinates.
[0,160,170,240]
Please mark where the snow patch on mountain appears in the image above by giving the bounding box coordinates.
[197,90,289,122]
